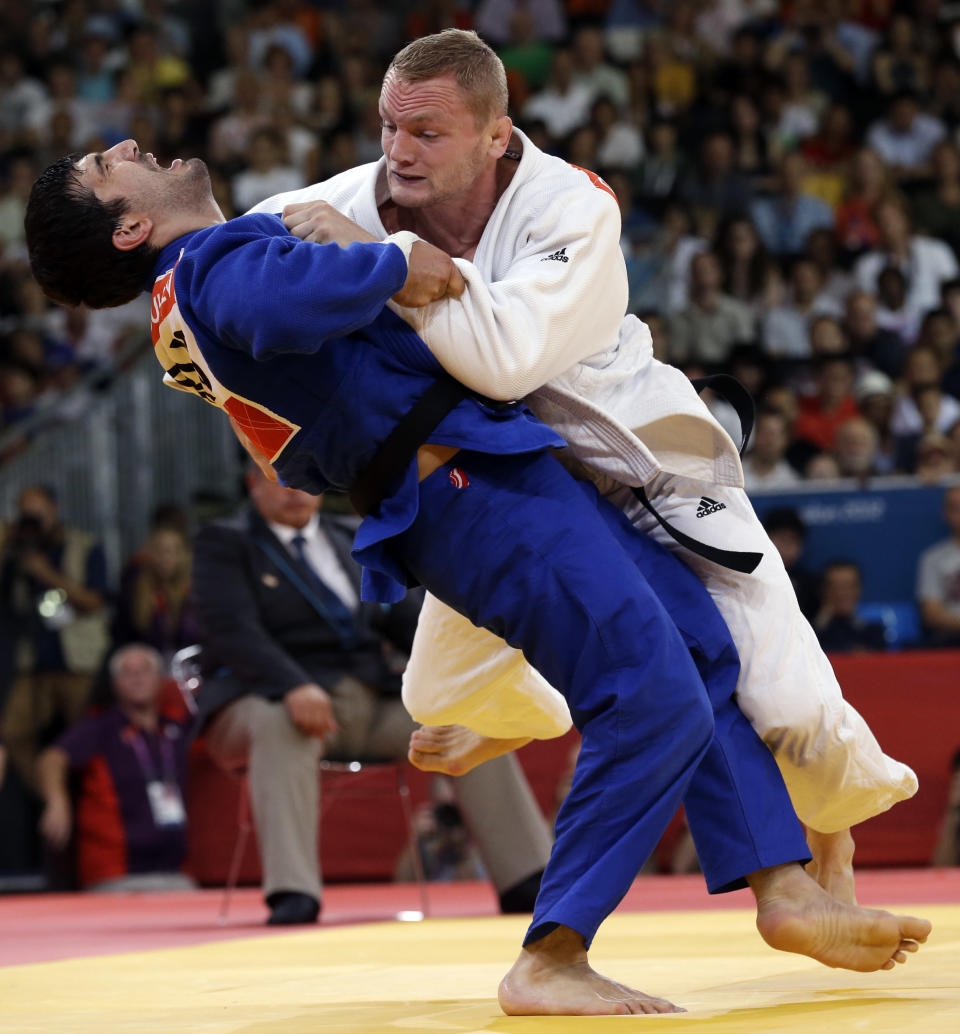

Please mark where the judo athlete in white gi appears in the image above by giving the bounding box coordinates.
[260,29,917,907]
[26,140,931,1017]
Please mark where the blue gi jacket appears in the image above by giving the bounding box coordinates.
[149,213,564,601]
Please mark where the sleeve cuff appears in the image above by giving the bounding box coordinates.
[383,230,421,264]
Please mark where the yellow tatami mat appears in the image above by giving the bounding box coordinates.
[1,905,958,1034]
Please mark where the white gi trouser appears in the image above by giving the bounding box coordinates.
[402,469,918,835]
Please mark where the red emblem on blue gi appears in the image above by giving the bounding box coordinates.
[449,467,469,489]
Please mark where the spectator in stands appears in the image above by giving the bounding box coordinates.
[0,155,35,254]
[853,195,959,329]
[678,129,753,236]
[667,251,754,365]
[762,507,818,619]
[891,345,960,443]
[751,152,834,259]
[209,68,270,167]
[498,8,554,94]
[809,315,851,361]
[835,147,888,257]
[866,89,945,181]
[522,47,593,141]
[832,416,881,482]
[36,643,193,891]
[589,96,643,171]
[742,408,800,491]
[728,93,772,189]
[793,354,860,453]
[191,467,551,925]
[230,126,305,214]
[714,215,781,318]
[761,257,843,359]
[929,53,960,132]
[844,288,909,378]
[802,103,857,173]
[918,308,960,398]
[931,749,960,867]
[874,264,917,343]
[911,140,960,261]
[636,117,683,210]
[804,227,852,308]
[644,26,698,118]
[572,25,628,108]
[916,484,960,647]
[868,14,931,99]
[855,369,898,475]
[913,432,958,484]
[476,0,567,46]
[778,52,828,148]
[814,561,886,654]
[0,485,108,795]
[113,525,197,661]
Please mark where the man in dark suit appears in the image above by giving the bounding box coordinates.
[191,465,552,925]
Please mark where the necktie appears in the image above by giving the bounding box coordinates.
[289,532,358,646]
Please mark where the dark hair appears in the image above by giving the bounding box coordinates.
[762,506,806,538]
[24,155,158,309]
[821,559,862,584]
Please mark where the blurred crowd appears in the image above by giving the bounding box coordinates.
[2,1,960,481]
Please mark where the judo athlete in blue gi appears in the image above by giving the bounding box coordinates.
[25,142,930,1017]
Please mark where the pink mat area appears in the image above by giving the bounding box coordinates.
[2,868,958,968]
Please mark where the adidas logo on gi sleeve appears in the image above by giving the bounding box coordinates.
[696,496,726,518]
[541,247,569,263]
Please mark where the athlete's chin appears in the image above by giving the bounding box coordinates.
[388,175,436,208]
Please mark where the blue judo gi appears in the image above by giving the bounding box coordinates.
[149,214,810,946]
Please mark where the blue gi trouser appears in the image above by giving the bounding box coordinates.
[394,449,809,948]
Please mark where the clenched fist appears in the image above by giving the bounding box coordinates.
[282,201,376,247]
[392,240,465,307]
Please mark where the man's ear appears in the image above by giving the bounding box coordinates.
[112,213,154,251]
[489,114,513,158]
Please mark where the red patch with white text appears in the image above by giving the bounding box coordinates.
[448,467,469,489]
[568,163,617,201]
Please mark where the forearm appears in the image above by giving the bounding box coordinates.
[47,571,103,613]
[36,747,70,804]
[921,599,960,634]
[398,255,626,401]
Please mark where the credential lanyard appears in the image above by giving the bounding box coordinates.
[126,726,177,786]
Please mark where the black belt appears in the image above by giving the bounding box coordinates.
[348,374,471,517]
[349,371,763,574]
[631,375,763,574]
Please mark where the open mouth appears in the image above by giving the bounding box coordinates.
[390,170,424,183]
[145,153,183,171]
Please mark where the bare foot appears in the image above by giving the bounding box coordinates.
[498,925,683,1016]
[750,863,932,972]
[806,827,857,905]
[408,725,531,777]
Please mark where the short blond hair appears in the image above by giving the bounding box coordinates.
[387,29,508,126]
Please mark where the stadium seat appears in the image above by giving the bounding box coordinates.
[856,602,922,649]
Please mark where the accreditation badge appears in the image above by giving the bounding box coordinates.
[146,781,187,828]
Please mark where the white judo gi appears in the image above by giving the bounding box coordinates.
[255,130,916,834]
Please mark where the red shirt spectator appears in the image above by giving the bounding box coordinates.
[794,357,861,451]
